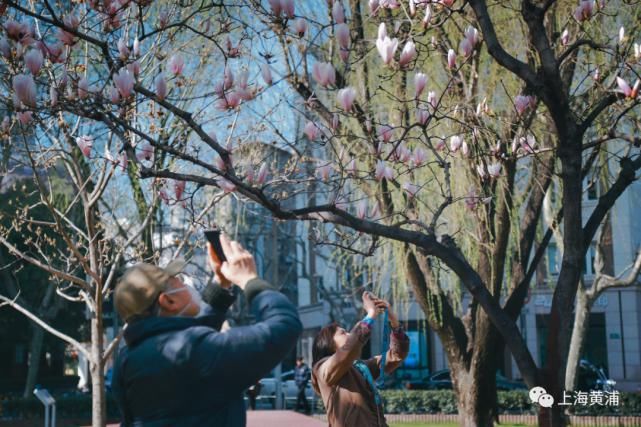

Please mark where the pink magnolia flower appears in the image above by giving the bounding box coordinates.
[465,26,480,46]
[337,87,357,111]
[117,37,129,60]
[137,143,154,161]
[447,49,456,69]
[159,188,170,204]
[380,0,400,8]
[24,49,43,75]
[281,0,295,18]
[174,180,186,200]
[561,29,569,46]
[635,43,640,60]
[376,24,398,65]
[155,73,167,100]
[304,121,321,140]
[440,0,454,6]
[514,94,535,115]
[158,9,170,28]
[356,200,368,219]
[255,163,268,185]
[12,74,37,107]
[427,91,437,109]
[414,72,428,98]
[339,48,350,63]
[214,156,227,172]
[168,55,184,75]
[422,5,432,27]
[459,37,473,57]
[574,0,595,22]
[460,140,469,157]
[412,148,427,166]
[113,68,135,99]
[133,38,140,57]
[0,38,10,58]
[216,91,241,110]
[268,0,282,16]
[57,28,76,46]
[261,63,273,85]
[317,164,332,181]
[312,62,336,87]
[77,77,90,99]
[403,182,420,198]
[417,108,429,125]
[332,113,340,131]
[369,0,380,14]
[332,1,345,23]
[465,188,478,210]
[449,135,463,152]
[375,160,394,181]
[226,37,241,57]
[476,164,488,179]
[399,40,416,67]
[398,144,411,164]
[335,23,350,49]
[127,60,141,77]
[487,162,502,178]
[346,158,357,176]
[520,135,537,154]
[378,125,393,143]
[616,76,639,98]
[76,135,93,157]
[44,42,65,63]
[17,111,33,124]
[109,86,121,104]
[294,18,307,37]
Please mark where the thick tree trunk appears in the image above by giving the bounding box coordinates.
[22,324,45,398]
[565,288,591,391]
[90,317,105,427]
[452,363,497,427]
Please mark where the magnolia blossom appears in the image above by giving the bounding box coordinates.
[634,43,640,60]
[616,77,640,98]
[168,55,184,75]
[465,26,480,46]
[376,24,398,65]
[414,72,427,98]
[109,86,121,104]
[12,74,36,107]
[294,18,307,37]
[440,0,454,7]
[459,38,473,57]
[412,148,427,166]
[155,73,167,100]
[561,29,570,46]
[619,26,625,43]
[0,38,10,58]
[133,38,140,57]
[574,0,595,22]
[487,162,502,178]
[465,188,479,210]
[317,164,332,181]
[174,180,186,200]
[416,108,429,125]
[216,91,241,110]
[77,77,90,99]
[332,1,345,23]
[256,163,269,185]
[24,49,43,75]
[335,23,350,49]
[399,40,416,67]
[281,0,295,18]
[113,68,135,98]
[117,37,129,60]
[380,0,400,8]
[128,60,141,77]
[520,135,537,154]
[514,94,535,115]
[158,9,170,28]
[331,113,340,131]
[337,87,357,111]
[427,91,437,109]
[422,5,432,27]
[403,182,420,198]
[304,121,321,140]
[375,160,394,181]
[17,111,32,124]
[261,63,273,85]
[76,135,93,157]
[137,143,154,161]
[379,125,393,143]
[449,135,463,152]
[223,66,234,90]
[49,86,58,107]
[312,62,336,87]
[447,49,456,69]
[346,158,357,176]
[214,156,227,172]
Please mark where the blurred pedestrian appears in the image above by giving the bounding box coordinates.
[294,356,311,414]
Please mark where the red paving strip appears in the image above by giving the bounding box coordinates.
[247,410,325,427]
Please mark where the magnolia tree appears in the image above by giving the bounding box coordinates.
[1,0,640,426]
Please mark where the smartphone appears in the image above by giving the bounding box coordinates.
[204,227,227,262]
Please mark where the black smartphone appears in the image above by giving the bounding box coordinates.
[204,227,227,262]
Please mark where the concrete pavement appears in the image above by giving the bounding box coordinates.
[247,410,325,426]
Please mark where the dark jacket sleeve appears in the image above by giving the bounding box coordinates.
[189,278,302,393]
[316,321,371,387]
[111,347,133,427]
[201,282,236,330]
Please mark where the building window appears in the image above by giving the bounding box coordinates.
[585,244,596,276]
[547,243,559,275]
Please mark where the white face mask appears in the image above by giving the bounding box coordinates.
[162,284,207,317]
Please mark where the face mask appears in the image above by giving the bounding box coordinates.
[162,284,207,317]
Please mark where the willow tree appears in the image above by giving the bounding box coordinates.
[1,0,640,426]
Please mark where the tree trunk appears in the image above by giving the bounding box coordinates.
[22,324,45,398]
[565,288,591,391]
[90,317,105,427]
[451,362,497,427]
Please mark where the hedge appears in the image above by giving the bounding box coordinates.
[2,390,640,419]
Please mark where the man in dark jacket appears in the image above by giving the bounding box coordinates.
[294,356,311,414]
[112,235,302,427]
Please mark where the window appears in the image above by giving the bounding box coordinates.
[584,244,596,276]
[547,243,559,275]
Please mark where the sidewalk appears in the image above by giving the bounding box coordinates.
[247,410,325,427]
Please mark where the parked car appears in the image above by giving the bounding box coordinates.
[257,370,315,408]
[405,370,526,391]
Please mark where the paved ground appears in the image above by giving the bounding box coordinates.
[247,410,325,426]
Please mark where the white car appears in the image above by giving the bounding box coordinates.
[257,370,317,409]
